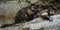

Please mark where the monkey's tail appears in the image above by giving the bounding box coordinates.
[1,22,19,28]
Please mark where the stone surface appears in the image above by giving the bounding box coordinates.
[0,15,60,30]
[23,14,60,30]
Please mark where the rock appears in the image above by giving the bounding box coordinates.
[0,15,60,30]
[22,14,60,30]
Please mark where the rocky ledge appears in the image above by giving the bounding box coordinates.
[0,14,60,30]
